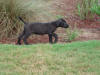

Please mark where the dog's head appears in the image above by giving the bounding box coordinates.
[56,19,69,28]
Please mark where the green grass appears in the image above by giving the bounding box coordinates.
[0,40,100,75]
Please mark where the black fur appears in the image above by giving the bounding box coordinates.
[17,17,69,45]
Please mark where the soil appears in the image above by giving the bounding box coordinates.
[0,0,100,44]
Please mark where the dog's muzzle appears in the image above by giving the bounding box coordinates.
[64,24,69,28]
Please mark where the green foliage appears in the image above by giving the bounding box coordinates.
[91,4,100,15]
[77,0,98,20]
[67,30,78,41]
[56,15,63,19]
[66,25,79,42]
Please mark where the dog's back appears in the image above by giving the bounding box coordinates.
[26,22,56,34]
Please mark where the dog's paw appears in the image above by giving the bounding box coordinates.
[16,42,21,45]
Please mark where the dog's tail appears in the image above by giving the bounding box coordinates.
[18,17,27,24]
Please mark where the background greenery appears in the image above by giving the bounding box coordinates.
[77,0,98,20]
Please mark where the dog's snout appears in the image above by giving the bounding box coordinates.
[64,23,69,28]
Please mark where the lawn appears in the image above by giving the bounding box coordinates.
[0,40,100,75]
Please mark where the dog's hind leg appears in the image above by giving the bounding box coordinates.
[23,33,31,45]
[17,31,25,45]
[52,33,58,43]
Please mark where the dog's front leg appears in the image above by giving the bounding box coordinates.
[52,33,58,43]
[48,33,53,43]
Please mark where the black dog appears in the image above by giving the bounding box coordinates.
[17,17,69,45]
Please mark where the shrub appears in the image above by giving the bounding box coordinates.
[66,24,79,42]
[91,3,100,16]
[0,0,31,38]
[77,0,98,20]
